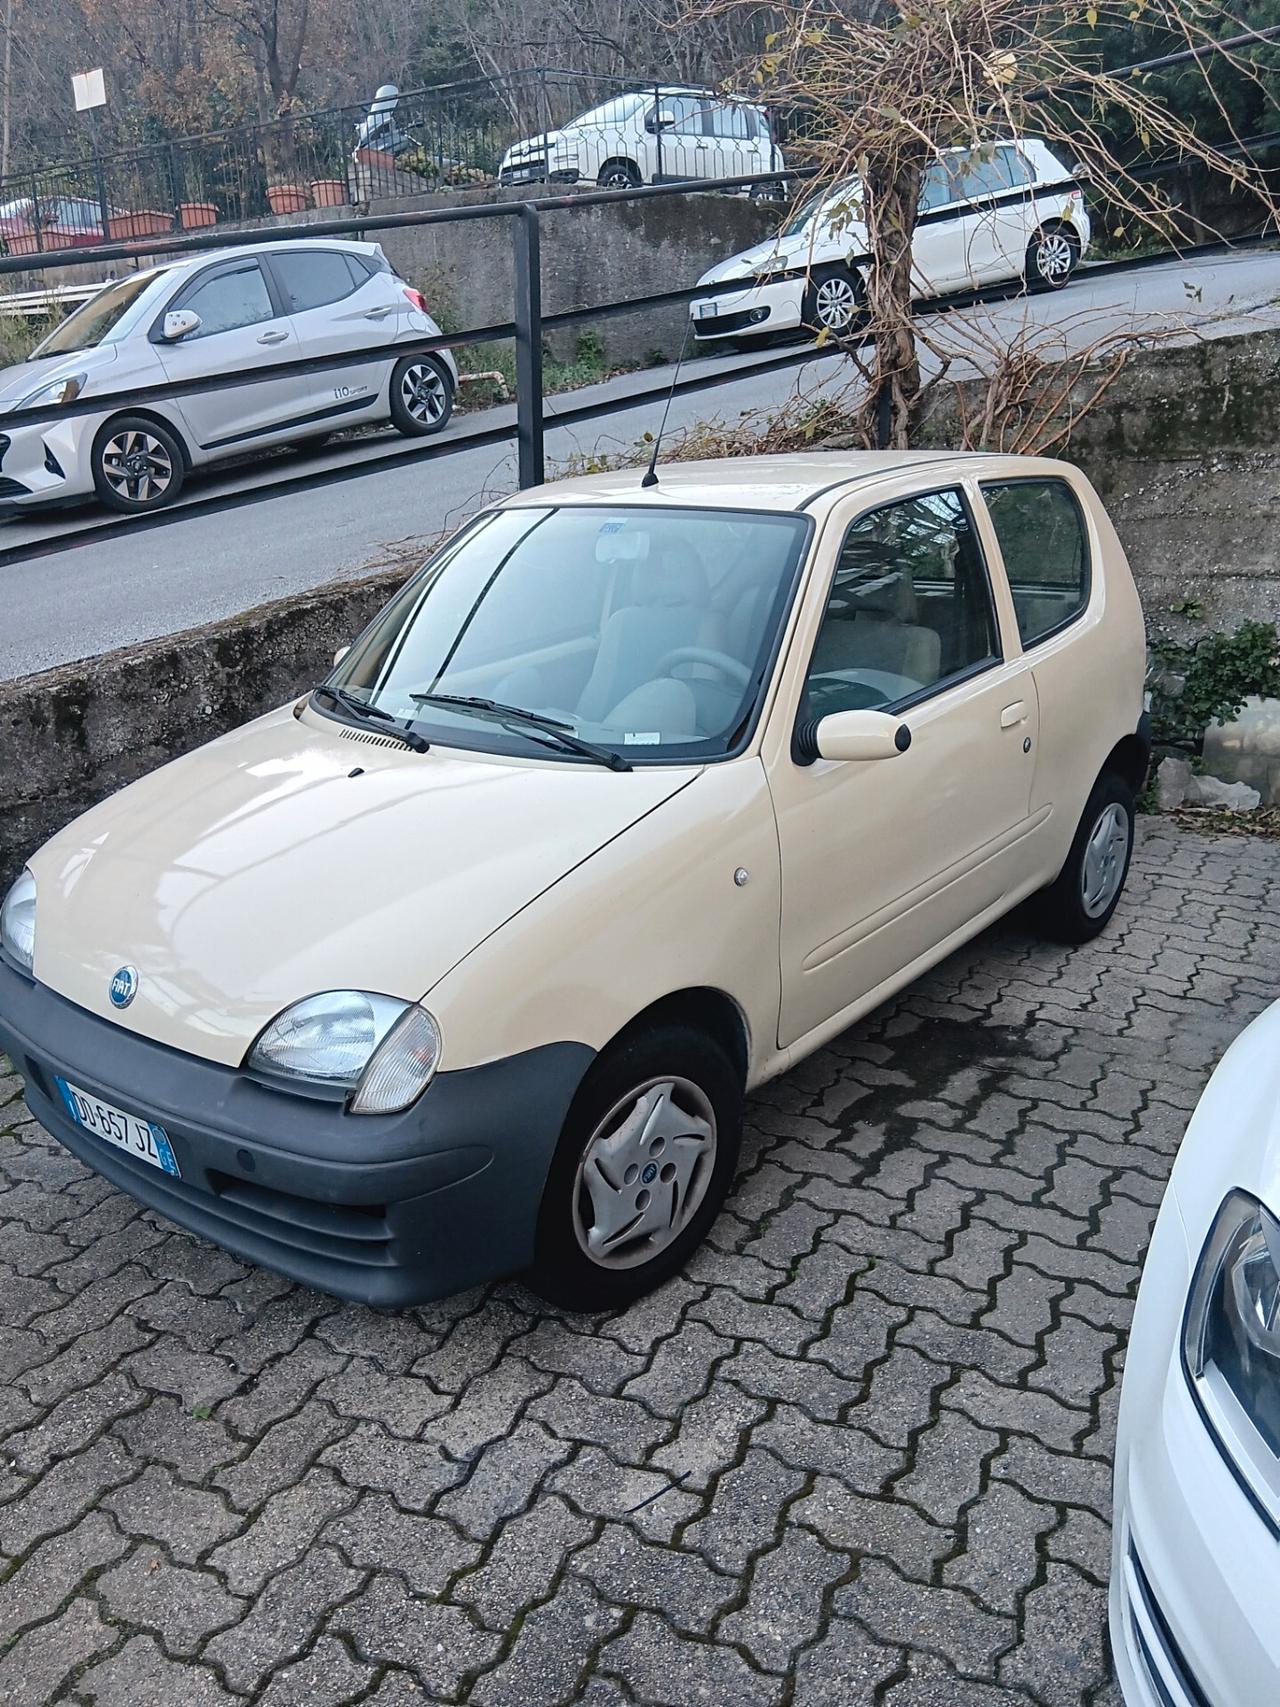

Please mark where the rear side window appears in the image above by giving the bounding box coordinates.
[983,479,1090,648]
[272,249,362,313]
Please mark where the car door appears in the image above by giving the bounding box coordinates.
[698,100,770,182]
[765,480,1042,1050]
[263,248,392,428]
[645,93,705,182]
[156,256,307,455]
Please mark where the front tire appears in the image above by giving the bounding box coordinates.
[91,415,186,514]
[1025,224,1080,291]
[801,264,865,338]
[389,356,454,437]
[530,1024,743,1310]
[1036,772,1134,943]
[597,158,641,190]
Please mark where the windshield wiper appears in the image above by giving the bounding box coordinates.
[409,692,632,772]
[313,684,429,753]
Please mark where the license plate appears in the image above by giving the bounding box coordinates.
[697,303,717,320]
[55,1077,181,1177]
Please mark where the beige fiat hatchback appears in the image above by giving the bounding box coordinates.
[0,453,1148,1309]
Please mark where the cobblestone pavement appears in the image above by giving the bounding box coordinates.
[2,820,1278,1707]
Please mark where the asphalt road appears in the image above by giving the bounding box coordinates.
[2,247,1278,681]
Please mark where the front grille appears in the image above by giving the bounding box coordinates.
[499,158,547,185]
[693,306,771,336]
[1127,1541,1209,1707]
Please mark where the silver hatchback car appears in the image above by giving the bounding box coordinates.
[0,238,459,515]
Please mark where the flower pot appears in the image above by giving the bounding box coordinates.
[178,201,218,229]
[107,210,173,239]
[310,178,346,208]
[4,232,40,255]
[266,183,308,216]
[353,147,397,172]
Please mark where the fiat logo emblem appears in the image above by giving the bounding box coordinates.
[109,965,139,1009]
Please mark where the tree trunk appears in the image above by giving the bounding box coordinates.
[860,152,924,449]
[0,0,14,183]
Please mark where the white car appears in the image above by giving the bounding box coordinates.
[0,238,459,515]
[1111,1001,1280,1705]
[690,138,1090,346]
[499,86,782,192]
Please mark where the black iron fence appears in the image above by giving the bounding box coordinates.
[0,70,784,255]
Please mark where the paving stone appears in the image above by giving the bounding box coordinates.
[571,1525,736,1636]
[329,1572,502,1700]
[0,1511,128,1638]
[256,1634,376,1707]
[435,1418,573,1541]
[944,1369,1089,1452]
[322,1489,480,1595]
[206,1470,358,1593]
[75,1633,239,1706]
[4,1370,146,1475]
[942,1481,1055,1615]
[881,1649,1021,1704]
[890,1409,999,1529]
[718,1526,849,1671]
[216,1341,346,1436]
[213,1403,351,1510]
[752,1404,902,1491]
[599,1612,784,1706]
[682,1449,807,1575]
[648,1383,767,1490]
[1048,1505,1113,1583]
[4,1436,137,1557]
[836,1559,1014,1679]
[526,1375,669,1460]
[620,1321,733,1415]
[792,1479,954,1581]
[113,1393,242,1480]
[453,1493,592,1627]
[102,1464,245,1564]
[203,1545,364,1693]
[96,1542,246,1653]
[469,1576,625,1707]
[790,1618,903,1705]
[0,1598,115,1706]
[998,1562,1111,1705]
[318,1420,467,1509]
[548,1446,703,1544]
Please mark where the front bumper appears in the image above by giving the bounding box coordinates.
[1110,1192,1280,1706]
[0,414,96,506]
[689,277,804,341]
[0,959,591,1306]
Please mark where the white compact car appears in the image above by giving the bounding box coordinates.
[0,452,1148,1310]
[690,138,1090,346]
[499,86,781,191]
[0,238,459,515]
[1111,1002,1280,1706]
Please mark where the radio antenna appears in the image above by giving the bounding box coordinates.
[641,315,694,489]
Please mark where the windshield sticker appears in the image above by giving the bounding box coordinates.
[622,732,661,745]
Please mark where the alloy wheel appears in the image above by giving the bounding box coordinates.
[399,363,448,426]
[1036,230,1075,284]
[1081,801,1130,917]
[815,275,859,332]
[99,429,175,505]
[571,1075,717,1270]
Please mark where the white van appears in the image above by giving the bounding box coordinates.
[499,86,782,191]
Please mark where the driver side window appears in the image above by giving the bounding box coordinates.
[802,487,999,719]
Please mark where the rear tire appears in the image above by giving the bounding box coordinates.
[389,355,454,437]
[91,415,186,515]
[1025,224,1080,291]
[1035,772,1134,943]
[530,1024,743,1310]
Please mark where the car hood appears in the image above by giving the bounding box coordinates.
[29,702,700,1067]
[696,226,860,287]
[0,345,117,409]
[503,130,566,162]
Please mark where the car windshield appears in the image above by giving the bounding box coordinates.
[781,176,862,239]
[29,272,159,359]
[564,93,645,131]
[328,503,811,764]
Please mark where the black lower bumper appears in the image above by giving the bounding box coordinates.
[0,959,592,1307]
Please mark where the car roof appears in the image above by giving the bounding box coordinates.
[503,451,1074,516]
[119,236,385,290]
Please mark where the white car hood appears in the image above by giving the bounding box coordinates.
[0,346,117,410]
[29,702,700,1066]
[697,227,855,287]
[504,130,567,163]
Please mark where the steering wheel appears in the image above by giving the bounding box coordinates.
[656,647,753,690]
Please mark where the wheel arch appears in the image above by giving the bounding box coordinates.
[92,406,192,471]
[607,986,750,1087]
[1101,729,1151,795]
[598,155,640,184]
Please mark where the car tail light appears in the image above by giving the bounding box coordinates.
[403,287,429,314]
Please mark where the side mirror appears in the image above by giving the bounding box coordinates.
[333,645,351,666]
[162,309,201,341]
[647,111,677,133]
[814,708,911,762]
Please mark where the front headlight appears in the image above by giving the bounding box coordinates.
[0,868,36,973]
[1183,1189,1280,1503]
[247,990,441,1114]
[18,372,87,410]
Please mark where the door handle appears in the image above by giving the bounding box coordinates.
[363,306,394,319]
[257,329,288,344]
[1000,700,1028,729]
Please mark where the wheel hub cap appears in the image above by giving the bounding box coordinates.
[101,430,173,503]
[572,1075,717,1271]
[816,278,856,330]
[1039,234,1072,279]
[403,366,444,422]
[1081,802,1130,917]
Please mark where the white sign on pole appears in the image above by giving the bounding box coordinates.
[72,69,107,112]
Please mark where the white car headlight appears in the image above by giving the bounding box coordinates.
[18,371,87,410]
[1184,1189,1280,1483]
[247,990,441,1114]
[0,868,36,973]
